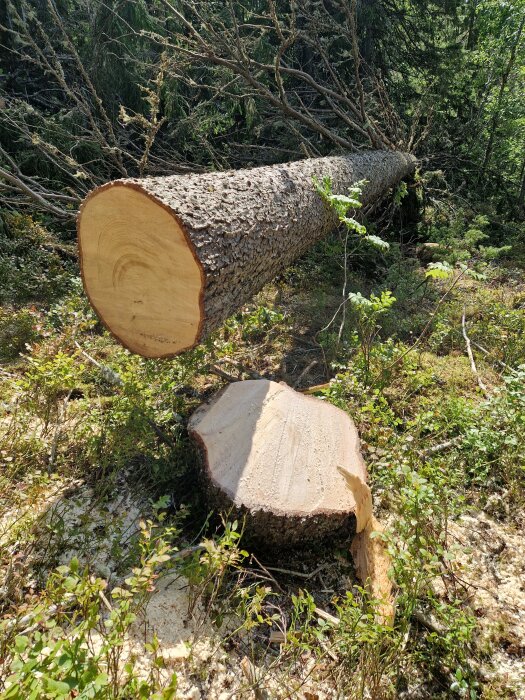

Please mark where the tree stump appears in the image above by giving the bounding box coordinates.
[188,379,370,547]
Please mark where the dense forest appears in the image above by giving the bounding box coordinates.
[1,1,524,698]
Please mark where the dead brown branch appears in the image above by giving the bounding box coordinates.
[154,0,401,152]
[0,166,73,218]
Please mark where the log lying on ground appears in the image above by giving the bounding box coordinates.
[78,151,415,358]
[188,378,371,546]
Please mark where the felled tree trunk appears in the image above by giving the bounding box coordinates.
[188,378,371,546]
[78,151,415,358]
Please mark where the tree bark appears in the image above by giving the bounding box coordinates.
[78,150,415,357]
[188,379,371,548]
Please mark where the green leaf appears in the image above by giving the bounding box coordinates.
[94,673,109,690]
[328,194,362,208]
[364,234,389,250]
[425,261,454,279]
[43,677,72,695]
[14,635,29,653]
[347,291,371,307]
[342,217,367,234]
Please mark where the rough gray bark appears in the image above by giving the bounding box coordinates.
[144,151,414,337]
[79,150,415,357]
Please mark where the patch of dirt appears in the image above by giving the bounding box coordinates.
[449,510,525,698]
[92,567,342,699]
[30,482,341,698]
[40,480,144,580]
[0,474,72,603]
[6,469,525,698]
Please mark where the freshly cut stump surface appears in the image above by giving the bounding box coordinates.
[188,379,369,546]
[77,151,415,358]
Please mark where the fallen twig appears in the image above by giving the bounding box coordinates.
[412,608,445,635]
[471,340,519,376]
[240,656,270,700]
[268,630,286,645]
[293,360,319,388]
[314,607,340,626]
[215,357,265,379]
[74,341,123,387]
[3,592,77,635]
[461,307,488,396]
[250,555,285,592]
[300,382,330,395]
[419,436,463,457]
[263,564,326,580]
[171,545,204,562]
[208,364,240,383]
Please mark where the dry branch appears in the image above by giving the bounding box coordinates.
[0,166,73,219]
[462,307,488,396]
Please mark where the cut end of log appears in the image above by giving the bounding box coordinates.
[78,183,204,357]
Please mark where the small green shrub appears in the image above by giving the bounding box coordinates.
[0,307,41,361]
[470,301,525,369]
[183,519,248,621]
[16,351,85,427]
[426,211,511,266]
[346,290,396,381]
[224,304,286,343]
[459,368,525,503]
[0,213,72,305]
[0,515,178,700]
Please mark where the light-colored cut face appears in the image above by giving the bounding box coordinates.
[78,184,203,357]
[190,379,368,517]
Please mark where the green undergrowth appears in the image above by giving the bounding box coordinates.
[0,207,524,698]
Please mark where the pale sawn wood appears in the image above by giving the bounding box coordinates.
[339,465,394,624]
[78,185,203,357]
[188,379,370,545]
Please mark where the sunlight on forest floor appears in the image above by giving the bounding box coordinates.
[1,224,525,698]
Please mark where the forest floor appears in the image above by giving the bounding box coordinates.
[0,210,524,699]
